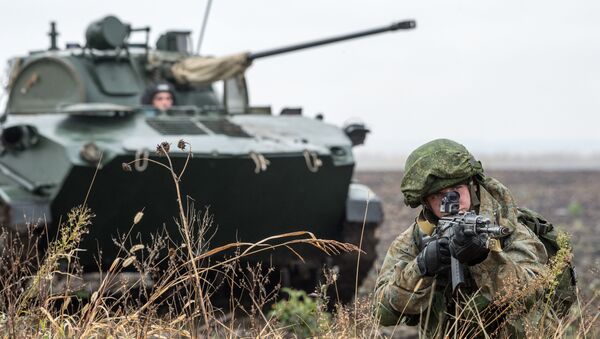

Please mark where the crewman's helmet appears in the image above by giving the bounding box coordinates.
[141,82,176,106]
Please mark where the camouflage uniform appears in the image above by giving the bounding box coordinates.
[374,139,548,337]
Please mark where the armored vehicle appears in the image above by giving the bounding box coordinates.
[1,15,415,302]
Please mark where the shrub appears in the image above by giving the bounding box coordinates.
[270,288,330,337]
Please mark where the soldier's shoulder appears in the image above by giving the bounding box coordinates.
[386,221,420,254]
[391,221,418,242]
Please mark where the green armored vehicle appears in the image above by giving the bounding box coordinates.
[1,16,415,301]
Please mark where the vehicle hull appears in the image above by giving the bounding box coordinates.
[52,153,354,270]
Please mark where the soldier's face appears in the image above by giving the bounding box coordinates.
[152,92,174,111]
[425,184,471,218]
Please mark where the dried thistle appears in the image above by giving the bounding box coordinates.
[122,162,132,172]
[122,256,136,268]
[133,211,144,225]
[177,139,187,151]
[156,142,170,156]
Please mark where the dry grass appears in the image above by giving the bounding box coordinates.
[0,141,597,338]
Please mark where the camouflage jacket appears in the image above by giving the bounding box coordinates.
[374,177,549,337]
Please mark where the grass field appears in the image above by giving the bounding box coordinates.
[0,160,597,337]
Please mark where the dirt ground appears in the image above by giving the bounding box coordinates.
[354,170,600,299]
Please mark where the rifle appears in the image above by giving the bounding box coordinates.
[432,191,510,294]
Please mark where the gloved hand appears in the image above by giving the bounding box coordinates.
[450,225,490,265]
[416,237,451,276]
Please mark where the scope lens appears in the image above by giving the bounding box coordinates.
[445,191,460,202]
[440,191,461,214]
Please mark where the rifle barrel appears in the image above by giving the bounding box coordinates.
[464,225,511,236]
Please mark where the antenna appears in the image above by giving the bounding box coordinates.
[48,21,59,51]
[195,0,213,55]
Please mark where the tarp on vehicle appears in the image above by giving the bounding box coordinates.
[171,52,250,86]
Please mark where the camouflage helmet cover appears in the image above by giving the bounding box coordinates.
[401,139,484,208]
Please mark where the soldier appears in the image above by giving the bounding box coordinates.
[141,82,176,111]
[374,139,549,337]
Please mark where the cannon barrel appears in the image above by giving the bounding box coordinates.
[247,19,416,61]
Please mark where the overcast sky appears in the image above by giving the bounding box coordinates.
[2,0,599,157]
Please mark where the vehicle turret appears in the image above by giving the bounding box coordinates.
[5,15,414,116]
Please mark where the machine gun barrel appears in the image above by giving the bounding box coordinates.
[247,19,416,61]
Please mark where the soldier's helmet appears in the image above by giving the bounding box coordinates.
[400,139,484,208]
[141,82,176,106]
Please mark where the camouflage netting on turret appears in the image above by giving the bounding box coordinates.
[171,52,251,86]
